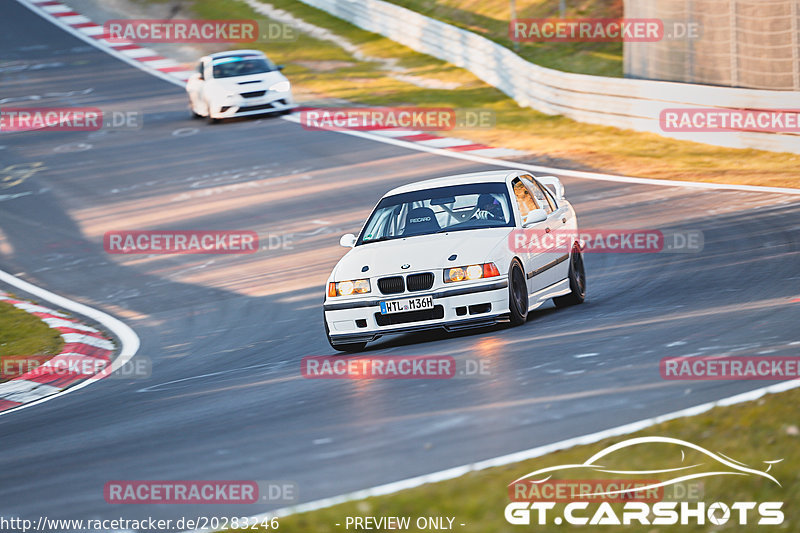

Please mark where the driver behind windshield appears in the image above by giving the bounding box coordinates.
[473,193,504,221]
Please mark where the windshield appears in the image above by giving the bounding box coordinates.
[212,57,274,78]
[357,183,513,245]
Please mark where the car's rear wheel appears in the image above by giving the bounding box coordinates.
[324,314,367,353]
[554,244,586,308]
[508,259,528,326]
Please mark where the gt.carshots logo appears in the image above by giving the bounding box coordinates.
[504,437,784,526]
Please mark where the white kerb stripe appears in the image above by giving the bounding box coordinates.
[11,302,69,317]
[1,382,64,403]
[41,4,71,13]
[119,48,159,59]
[415,137,476,148]
[60,333,115,350]
[60,15,90,24]
[42,317,100,332]
[79,26,107,36]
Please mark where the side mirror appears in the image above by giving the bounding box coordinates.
[523,209,548,226]
[339,233,357,248]
[276,65,285,71]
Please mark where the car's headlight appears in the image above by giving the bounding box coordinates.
[328,279,370,297]
[444,263,500,283]
[269,81,290,92]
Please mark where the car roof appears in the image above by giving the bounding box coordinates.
[207,50,266,61]
[385,170,523,196]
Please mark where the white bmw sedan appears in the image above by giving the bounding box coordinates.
[323,170,586,352]
[186,50,295,122]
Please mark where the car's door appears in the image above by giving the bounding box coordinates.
[511,177,552,297]
[523,175,571,285]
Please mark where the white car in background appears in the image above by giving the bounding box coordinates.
[186,50,295,122]
[323,170,586,352]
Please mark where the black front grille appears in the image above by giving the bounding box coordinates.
[378,276,405,295]
[238,103,275,112]
[375,305,444,326]
[406,272,434,292]
[241,90,266,98]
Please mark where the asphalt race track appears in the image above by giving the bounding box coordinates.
[1,1,799,527]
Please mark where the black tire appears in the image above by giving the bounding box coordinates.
[553,244,586,308]
[324,314,367,353]
[508,259,528,326]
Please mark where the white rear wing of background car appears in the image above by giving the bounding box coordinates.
[536,176,565,202]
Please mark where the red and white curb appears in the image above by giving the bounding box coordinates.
[20,0,526,159]
[26,0,196,82]
[0,291,115,412]
[359,129,524,158]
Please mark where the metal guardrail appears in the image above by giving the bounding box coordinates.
[296,0,800,154]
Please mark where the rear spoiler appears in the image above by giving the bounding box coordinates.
[536,176,565,202]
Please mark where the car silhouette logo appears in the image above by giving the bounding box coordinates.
[509,436,782,499]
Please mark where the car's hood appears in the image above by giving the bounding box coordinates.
[333,228,513,280]
[209,71,287,91]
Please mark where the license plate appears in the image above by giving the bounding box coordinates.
[380,296,434,314]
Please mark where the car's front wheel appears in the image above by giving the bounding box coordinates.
[324,315,367,353]
[553,244,586,308]
[508,259,528,326]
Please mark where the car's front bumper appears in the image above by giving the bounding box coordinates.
[211,92,295,118]
[324,279,510,344]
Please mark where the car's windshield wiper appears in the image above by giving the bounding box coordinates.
[359,236,394,245]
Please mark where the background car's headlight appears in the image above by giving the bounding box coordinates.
[269,81,290,92]
[444,263,500,283]
[328,279,370,296]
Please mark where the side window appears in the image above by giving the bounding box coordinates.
[512,178,537,219]
[529,179,556,214]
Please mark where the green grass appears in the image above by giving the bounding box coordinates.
[381,0,625,77]
[137,0,799,188]
[238,387,800,532]
[0,299,63,381]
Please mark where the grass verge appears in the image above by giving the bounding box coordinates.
[138,0,799,188]
[0,299,63,382]
[244,386,800,532]
[380,0,624,77]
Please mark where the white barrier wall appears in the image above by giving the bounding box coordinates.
[295,0,800,154]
